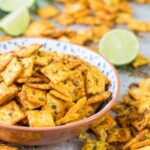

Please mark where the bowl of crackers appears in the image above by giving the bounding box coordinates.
[0,38,120,145]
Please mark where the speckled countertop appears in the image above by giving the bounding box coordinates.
[0,2,150,150]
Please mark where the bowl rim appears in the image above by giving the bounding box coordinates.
[0,37,120,131]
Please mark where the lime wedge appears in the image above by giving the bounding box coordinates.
[0,7,30,36]
[0,0,36,12]
[99,29,139,66]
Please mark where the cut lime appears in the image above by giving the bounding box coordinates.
[0,0,36,12]
[99,29,139,66]
[0,7,30,36]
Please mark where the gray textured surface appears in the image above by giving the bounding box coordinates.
[0,2,150,150]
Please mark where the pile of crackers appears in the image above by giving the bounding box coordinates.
[0,44,111,127]
[80,78,150,150]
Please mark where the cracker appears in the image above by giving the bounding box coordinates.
[57,70,85,101]
[19,56,35,78]
[111,103,128,114]
[0,52,13,71]
[123,130,149,149]
[32,71,50,83]
[139,78,150,91]
[13,44,43,58]
[24,20,54,37]
[0,101,25,125]
[131,53,150,68]
[27,110,55,127]
[21,85,46,106]
[0,144,18,150]
[65,96,86,116]
[15,77,43,83]
[37,6,59,19]
[34,55,52,67]
[107,128,131,143]
[17,92,42,110]
[85,66,106,95]
[90,113,116,137]
[26,83,51,90]
[42,93,67,120]
[0,36,12,42]
[41,61,70,84]
[1,57,22,86]
[65,60,82,70]
[86,91,111,105]
[50,90,73,102]
[0,82,18,105]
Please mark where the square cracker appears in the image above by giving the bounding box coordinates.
[0,82,18,106]
[85,66,106,95]
[107,128,131,143]
[13,44,43,58]
[21,85,46,106]
[17,92,42,110]
[0,101,25,125]
[19,56,35,78]
[0,53,13,71]
[42,93,67,120]
[27,110,55,127]
[90,113,116,137]
[1,57,22,86]
[0,144,18,150]
[58,71,85,101]
[41,61,70,84]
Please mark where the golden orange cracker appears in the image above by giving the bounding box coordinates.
[90,113,116,136]
[24,20,54,37]
[42,93,67,120]
[139,78,150,91]
[0,52,13,71]
[132,53,150,68]
[27,110,55,127]
[107,128,131,143]
[21,85,46,106]
[26,83,51,90]
[0,36,12,42]
[111,103,128,114]
[0,144,18,150]
[50,90,73,102]
[13,44,42,58]
[0,101,25,125]
[15,77,43,83]
[86,91,111,105]
[1,57,22,86]
[41,61,70,84]
[37,6,59,19]
[0,82,18,106]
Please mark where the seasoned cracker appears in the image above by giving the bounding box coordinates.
[24,20,54,37]
[50,90,73,102]
[27,110,55,127]
[0,53,13,71]
[111,103,128,114]
[15,77,43,83]
[86,91,111,105]
[19,56,35,78]
[107,128,131,143]
[132,53,150,68]
[42,93,67,120]
[0,36,12,42]
[0,82,18,105]
[13,44,42,58]
[0,144,18,150]
[26,83,51,90]
[41,61,70,84]
[85,66,106,95]
[90,113,116,137]
[1,57,22,86]
[37,6,59,19]
[0,101,25,125]
[21,85,46,106]
[17,92,42,110]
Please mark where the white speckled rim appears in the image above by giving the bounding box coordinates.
[0,37,120,131]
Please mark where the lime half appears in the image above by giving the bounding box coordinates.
[99,29,139,66]
[0,7,30,36]
[0,0,36,12]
